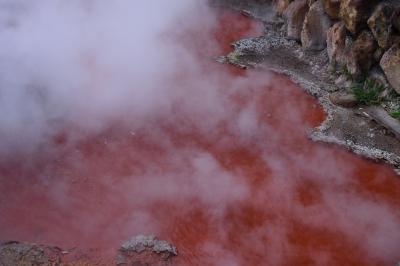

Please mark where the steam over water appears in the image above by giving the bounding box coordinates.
[0,1,400,265]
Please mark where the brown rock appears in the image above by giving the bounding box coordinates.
[380,43,400,94]
[329,91,358,107]
[301,0,333,50]
[347,30,377,78]
[393,8,400,32]
[275,0,294,15]
[284,0,309,41]
[339,0,379,35]
[322,0,341,19]
[327,22,348,68]
[368,3,394,50]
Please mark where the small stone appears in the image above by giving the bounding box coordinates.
[367,3,394,50]
[339,0,379,35]
[329,91,358,107]
[380,43,400,94]
[347,30,377,78]
[301,0,333,50]
[284,0,309,41]
[322,0,340,19]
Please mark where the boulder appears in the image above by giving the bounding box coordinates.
[347,30,377,78]
[275,0,294,15]
[368,3,394,50]
[380,43,400,94]
[284,0,309,41]
[322,0,341,19]
[327,22,348,68]
[339,0,379,35]
[301,0,333,50]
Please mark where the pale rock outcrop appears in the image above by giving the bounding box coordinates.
[284,0,309,41]
[380,43,400,94]
[347,30,377,78]
[301,0,332,50]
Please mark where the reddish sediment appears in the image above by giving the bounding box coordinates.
[0,10,400,266]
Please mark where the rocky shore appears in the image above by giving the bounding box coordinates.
[212,0,400,171]
[0,236,177,266]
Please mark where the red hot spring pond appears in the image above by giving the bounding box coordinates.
[1,9,400,266]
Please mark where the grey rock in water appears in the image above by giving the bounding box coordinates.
[117,235,177,266]
[0,241,63,266]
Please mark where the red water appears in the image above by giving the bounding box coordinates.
[1,10,400,266]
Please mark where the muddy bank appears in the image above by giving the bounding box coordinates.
[212,0,400,170]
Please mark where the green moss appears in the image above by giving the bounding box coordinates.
[390,111,400,119]
[351,78,385,105]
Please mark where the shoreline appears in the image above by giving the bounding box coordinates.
[213,1,400,172]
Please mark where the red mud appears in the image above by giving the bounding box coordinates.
[1,10,400,266]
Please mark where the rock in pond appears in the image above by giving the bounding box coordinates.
[116,235,177,266]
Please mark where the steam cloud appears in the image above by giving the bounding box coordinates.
[0,0,216,156]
